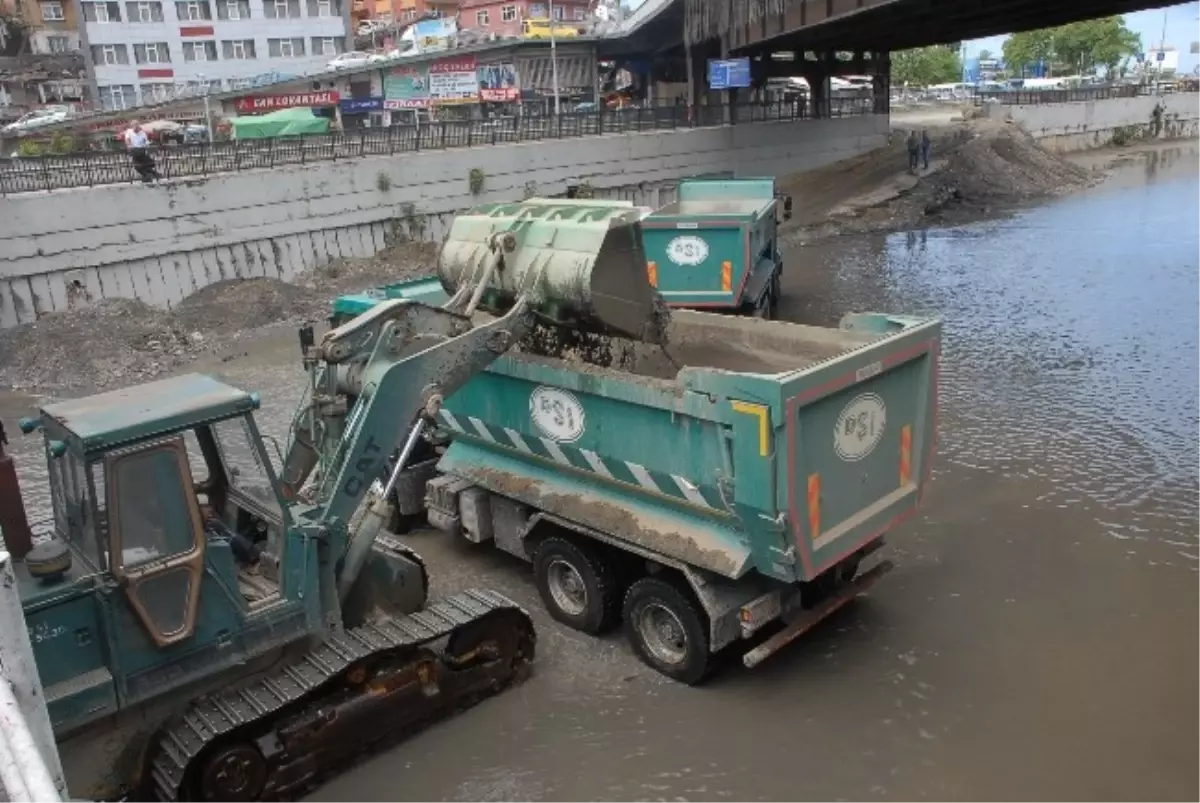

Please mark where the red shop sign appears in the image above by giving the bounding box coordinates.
[233,91,340,113]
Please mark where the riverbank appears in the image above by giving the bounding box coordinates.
[0,117,1191,396]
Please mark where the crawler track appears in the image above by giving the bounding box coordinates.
[145,588,535,801]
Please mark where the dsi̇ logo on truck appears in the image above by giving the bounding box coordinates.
[834,392,887,461]
[665,235,709,266]
[530,386,586,443]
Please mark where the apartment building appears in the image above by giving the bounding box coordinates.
[456,0,587,39]
[0,0,83,54]
[81,0,353,109]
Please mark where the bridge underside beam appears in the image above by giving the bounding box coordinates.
[730,0,1182,56]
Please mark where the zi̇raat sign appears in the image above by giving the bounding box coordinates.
[233,91,339,113]
[384,65,430,108]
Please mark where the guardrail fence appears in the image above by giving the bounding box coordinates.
[971,83,1179,106]
[0,98,877,195]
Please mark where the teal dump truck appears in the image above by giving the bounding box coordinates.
[331,201,940,684]
[641,178,792,318]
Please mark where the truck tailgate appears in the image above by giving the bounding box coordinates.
[781,316,940,579]
[642,225,748,306]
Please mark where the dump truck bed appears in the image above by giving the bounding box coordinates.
[641,179,781,310]
[436,309,941,584]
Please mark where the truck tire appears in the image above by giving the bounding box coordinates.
[533,536,621,635]
[622,577,710,685]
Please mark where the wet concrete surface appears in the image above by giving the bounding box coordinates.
[2,144,1197,801]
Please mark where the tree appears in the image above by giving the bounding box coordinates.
[891,45,963,87]
[1003,16,1141,77]
[978,48,993,61]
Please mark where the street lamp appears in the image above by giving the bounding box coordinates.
[548,0,561,115]
[196,72,214,142]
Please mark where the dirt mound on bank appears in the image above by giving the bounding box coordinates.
[788,118,1096,238]
[0,242,440,394]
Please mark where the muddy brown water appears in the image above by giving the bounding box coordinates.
[1,145,1196,801]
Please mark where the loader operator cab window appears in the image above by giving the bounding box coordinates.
[103,436,206,646]
[212,417,284,521]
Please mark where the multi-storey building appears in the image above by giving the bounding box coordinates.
[456,0,587,39]
[79,0,353,109]
[0,0,88,121]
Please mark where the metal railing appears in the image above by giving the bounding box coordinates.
[971,83,1152,106]
[0,98,878,195]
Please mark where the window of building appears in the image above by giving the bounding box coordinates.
[82,2,123,22]
[91,43,130,64]
[134,42,170,63]
[402,6,416,18]
[175,0,211,18]
[140,82,174,103]
[40,1,65,20]
[216,0,249,17]
[99,84,135,110]
[572,6,583,19]
[474,9,487,24]
[528,2,545,16]
[310,36,343,55]
[182,39,217,60]
[46,35,70,52]
[306,0,337,16]
[500,4,515,20]
[551,4,563,19]
[268,37,305,57]
[125,1,164,20]
[222,39,256,59]
[264,0,299,17]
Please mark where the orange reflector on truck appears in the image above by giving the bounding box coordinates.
[900,424,912,486]
[721,261,732,292]
[647,261,658,287]
[807,473,820,540]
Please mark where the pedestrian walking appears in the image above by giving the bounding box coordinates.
[921,129,932,170]
[906,130,920,174]
[123,120,161,183]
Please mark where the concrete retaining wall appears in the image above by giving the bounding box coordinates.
[985,93,1199,152]
[0,114,888,328]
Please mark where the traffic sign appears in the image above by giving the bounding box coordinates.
[708,58,751,90]
[1156,50,1166,62]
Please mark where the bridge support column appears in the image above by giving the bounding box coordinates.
[873,51,892,115]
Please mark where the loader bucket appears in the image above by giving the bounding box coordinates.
[437,199,667,344]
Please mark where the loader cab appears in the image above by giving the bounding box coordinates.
[18,373,311,738]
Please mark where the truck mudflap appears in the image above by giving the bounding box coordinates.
[741,559,893,669]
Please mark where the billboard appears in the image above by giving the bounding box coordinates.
[707,58,750,89]
[411,18,457,54]
[429,55,478,104]
[478,63,519,102]
[384,65,430,108]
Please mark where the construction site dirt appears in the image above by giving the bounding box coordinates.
[0,133,1196,801]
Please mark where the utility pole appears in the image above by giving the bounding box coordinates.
[549,0,561,115]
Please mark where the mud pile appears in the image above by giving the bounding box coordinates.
[0,243,439,394]
[793,118,1097,238]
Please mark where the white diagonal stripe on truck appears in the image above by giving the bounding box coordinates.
[504,428,534,454]
[469,417,497,442]
[540,438,572,465]
[580,449,614,478]
[439,409,465,432]
[625,461,662,494]
[672,475,711,508]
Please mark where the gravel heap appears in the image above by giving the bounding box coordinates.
[0,242,439,394]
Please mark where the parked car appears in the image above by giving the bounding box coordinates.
[326,51,374,70]
[1,105,74,135]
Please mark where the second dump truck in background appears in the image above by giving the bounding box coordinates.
[641,178,793,318]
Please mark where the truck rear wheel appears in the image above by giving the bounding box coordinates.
[623,577,710,685]
[533,536,621,635]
